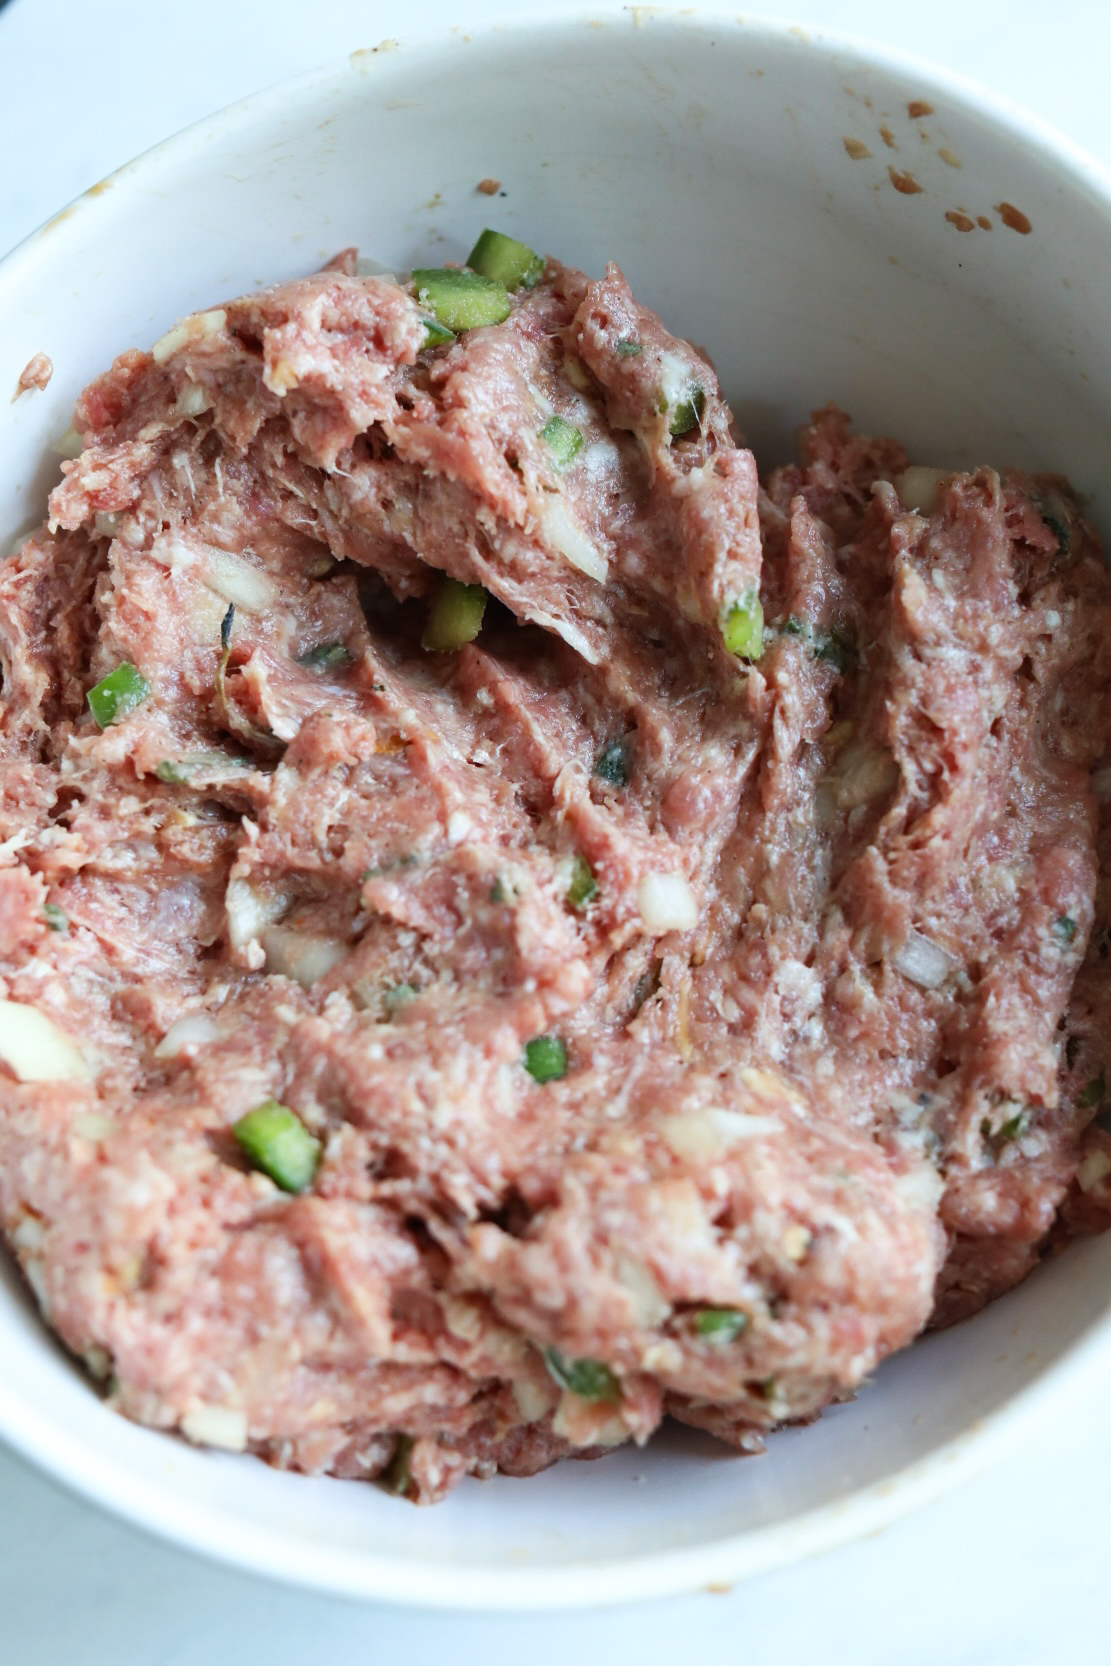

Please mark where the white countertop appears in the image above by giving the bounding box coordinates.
[1,1,1109,1658]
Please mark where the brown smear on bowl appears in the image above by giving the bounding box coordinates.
[843,137,872,160]
[889,166,924,195]
[997,201,1033,234]
[476,177,501,196]
[977,215,993,231]
[908,99,934,119]
[945,211,975,233]
[879,124,897,150]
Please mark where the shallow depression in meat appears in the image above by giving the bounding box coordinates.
[1,233,1110,1502]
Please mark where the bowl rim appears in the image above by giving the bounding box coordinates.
[3,3,1111,1611]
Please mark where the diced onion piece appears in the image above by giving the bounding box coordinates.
[637,872,698,934]
[262,925,347,988]
[151,309,227,365]
[154,1013,219,1060]
[893,930,957,989]
[181,1404,249,1452]
[1078,1149,1111,1193]
[53,426,84,460]
[535,495,609,582]
[175,380,210,418]
[895,467,948,515]
[202,548,276,612]
[834,740,899,810]
[0,1000,91,1082]
[226,879,286,952]
[658,1108,782,1162]
[93,511,122,539]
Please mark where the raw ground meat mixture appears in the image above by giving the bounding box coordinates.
[2,242,1111,1502]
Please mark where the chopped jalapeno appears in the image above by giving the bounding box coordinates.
[233,1100,321,1194]
[524,1034,568,1083]
[694,1307,749,1343]
[42,902,69,932]
[420,316,456,349]
[723,591,764,661]
[539,414,584,469]
[615,338,642,358]
[87,662,150,728]
[566,854,598,909]
[297,641,354,670]
[813,626,856,673]
[411,268,511,332]
[1053,914,1078,946]
[593,738,630,787]
[466,229,545,290]
[544,1347,621,1401]
[421,577,488,651]
[669,385,705,438]
[996,1109,1031,1142]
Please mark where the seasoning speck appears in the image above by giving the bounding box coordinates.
[889,166,924,195]
[945,211,975,232]
[476,177,501,196]
[879,124,897,150]
[908,100,934,119]
[843,137,872,161]
[997,201,1032,235]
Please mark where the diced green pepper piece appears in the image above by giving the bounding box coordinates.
[420,316,456,349]
[384,1433,415,1498]
[593,738,630,787]
[539,414,584,469]
[421,577,488,651]
[615,338,642,359]
[411,268,511,332]
[566,854,598,909]
[694,1307,750,1344]
[43,902,69,932]
[155,751,250,784]
[1053,914,1078,946]
[87,661,151,728]
[524,1034,568,1084]
[669,385,705,438]
[544,1347,621,1401]
[466,229,545,290]
[1079,1072,1106,1110]
[296,641,354,670]
[723,591,764,661]
[382,982,416,1016]
[233,1100,321,1194]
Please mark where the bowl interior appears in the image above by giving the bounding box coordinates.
[2,10,1111,1608]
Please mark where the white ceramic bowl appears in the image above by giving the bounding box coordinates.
[3,8,1111,1612]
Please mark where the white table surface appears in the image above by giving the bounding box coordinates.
[1,1,1108,1659]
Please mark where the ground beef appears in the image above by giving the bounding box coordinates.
[1,251,1110,1501]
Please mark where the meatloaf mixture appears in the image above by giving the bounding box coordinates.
[2,235,1111,1502]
